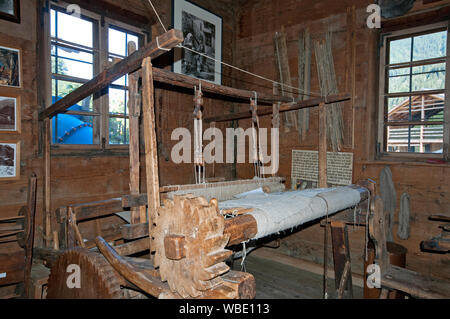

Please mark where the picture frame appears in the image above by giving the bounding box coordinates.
[0,140,20,180]
[172,0,222,85]
[0,95,20,133]
[0,45,20,88]
[0,0,20,24]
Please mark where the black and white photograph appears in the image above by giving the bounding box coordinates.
[0,96,19,132]
[0,45,20,87]
[0,141,18,180]
[173,0,222,84]
[0,0,20,23]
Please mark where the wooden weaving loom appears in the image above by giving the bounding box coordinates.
[33,29,375,299]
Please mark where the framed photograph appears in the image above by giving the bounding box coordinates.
[0,141,20,180]
[0,95,20,133]
[0,0,20,24]
[173,0,222,85]
[0,45,20,87]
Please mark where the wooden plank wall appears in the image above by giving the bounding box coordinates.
[0,0,237,248]
[233,0,450,280]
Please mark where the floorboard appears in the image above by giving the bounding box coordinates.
[233,254,364,299]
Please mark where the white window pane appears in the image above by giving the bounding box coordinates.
[109,28,126,56]
[389,38,411,64]
[413,31,447,62]
[388,75,410,93]
[109,117,129,145]
[56,11,93,48]
[57,58,93,79]
[109,88,126,114]
[51,9,56,38]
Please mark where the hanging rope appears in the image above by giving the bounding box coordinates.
[146,0,322,99]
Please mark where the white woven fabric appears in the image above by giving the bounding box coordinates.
[219,186,361,240]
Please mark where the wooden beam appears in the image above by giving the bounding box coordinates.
[142,57,160,247]
[225,215,258,246]
[381,5,450,33]
[121,222,149,240]
[318,102,327,188]
[24,174,37,298]
[44,118,51,248]
[71,198,123,222]
[153,67,292,104]
[39,29,183,120]
[95,236,169,298]
[205,93,350,123]
[330,221,353,298]
[60,0,154,29]
[127,42,145,224]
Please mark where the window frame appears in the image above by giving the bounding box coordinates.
[377,21,450,161]
[48,1,146,152]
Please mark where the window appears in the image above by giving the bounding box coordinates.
[378,22,450,158]
[49,3,144,148]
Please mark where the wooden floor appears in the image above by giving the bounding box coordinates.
[233,254,364,299]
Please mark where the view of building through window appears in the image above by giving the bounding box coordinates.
[384,28,447,154]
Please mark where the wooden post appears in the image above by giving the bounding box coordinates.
[330,221,353,298]
[142,57,160,247]
[127,42,146,224]
[44,118,51,247]
[318,102,327,188]
[24,174,37,298]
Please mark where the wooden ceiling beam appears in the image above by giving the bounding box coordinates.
[381,4,450,32]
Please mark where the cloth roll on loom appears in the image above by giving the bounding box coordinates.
[220,185,368,240]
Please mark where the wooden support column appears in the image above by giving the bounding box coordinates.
[330,221,353,298]
[318,102,327,188]
[142,57,160,247]
[24,174,37,298]
[44,118,51,248]
[127,42,146,224]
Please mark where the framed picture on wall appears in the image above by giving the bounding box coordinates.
[0,95,20,133]
[0,45,20,87]
[0,0,20,24]
[0,141,20,180]
[173,0,222,85]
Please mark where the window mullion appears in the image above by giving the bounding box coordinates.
[444,25,450,161]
